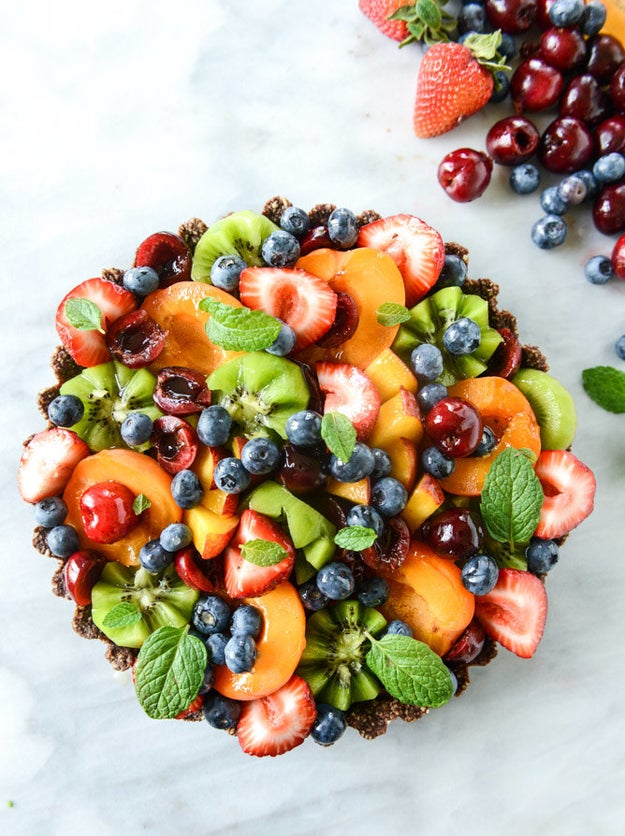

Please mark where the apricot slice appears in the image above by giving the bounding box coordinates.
[439,376,542,497]
[63,449,182,566]
[295,247,406,369]
[183,504,240,559]
[213,581,306,700]
[364,348,418,402]
[141,281,241,375]
[402,473,445,533]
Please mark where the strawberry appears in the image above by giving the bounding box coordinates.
[475,568,548,658]
[18,428,90,504]
[237,674,316,757]
[55,277,137,367]
[357,214,444,307]
[533,449,596,540]
[224,509,295,599]
[413,33,508,139]
[316,361,381,440]
[239,267,337,352]
[359,0,457,45]
[358,0,410,41]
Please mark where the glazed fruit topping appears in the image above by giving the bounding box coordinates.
[153,366,212,416]
[79,480,139,544]
[134,231,192,288]
[151,415,198,474]
[425,396,484,458]
[105,308,166,368]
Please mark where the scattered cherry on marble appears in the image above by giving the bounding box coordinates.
[486,115,540,165]
[437,148,493,202]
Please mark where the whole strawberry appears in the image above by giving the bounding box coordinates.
[359,0,456,45]
[413,32,508,138]
[359,0,412,41]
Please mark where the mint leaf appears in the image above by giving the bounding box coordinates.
[199,298,282,351]
[241,538,288,567]
[334,525,377,551]
[102,601,142,629]
[135,626,206,720]
[133,493,151,515]
[365,634,454,708]
[376,302,411,327]
[64,298,105,333]
[480,447,544,548]
[582,365,625,414]
[321,412,356,461]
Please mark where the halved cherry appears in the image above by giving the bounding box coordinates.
[153,366,212,415]
[152,415,198,474]
[64,550,105,606]
[134,232,192,288]
[105,309,166,368]
[488,327,523,378]
[316,292,359,348]
[79,480,139,544]
[174,546,218,593]
[299,225,333,255]
[443,618,486,664]
[361,515,410,574]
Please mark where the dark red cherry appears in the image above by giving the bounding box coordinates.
[486,116,540,165]
[559,75,611,128]
[134,232,192,288]
[488,327,523,378]
[276,444,325,494]
[585,35,625,84]
[153,366,212,416]
[152,415,198,474]
[174,546,217,593]
[316,292,359,348]
[510,56,564,113]
[422,508,485,559]
[299,225,333,255]
[437,148,493,203]
[595,115,625,156]
[105,309,166,368]
[593,184,625,235]
[443,619,487,664]
[63,550,105,606]
[610,64,625,113]
[361,515,410,574]
[425,396,484,458]
[484,0,537,34]
[535,0,556,28]
[540,27,587,71]
[538,117,595,173]
[79,481,139,544]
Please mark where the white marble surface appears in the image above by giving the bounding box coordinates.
[1,1,625,833]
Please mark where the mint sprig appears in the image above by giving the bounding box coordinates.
[134,626,206,720]
[480,447,544,548]
[321,412,357,462]
[64,298,105,333]
[334,525,377,551]
[365,633,454,708]
[241,538,288,567]
[133,493,151,515]
[582,365,625,413]
[102,601,143,629]
[376,302,411,327]
[199,298,282,352]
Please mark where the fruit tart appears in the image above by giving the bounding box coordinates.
[19,197,596,756]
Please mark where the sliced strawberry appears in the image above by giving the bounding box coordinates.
[239,267,337,352]
[475,568,548,659]
[316,361,381,440]
[18,428,90,504]
[224,509,295,599]
[357,214,445,307]
[534,449,596,540]
[55,278,137,367]
[237,674,316,757]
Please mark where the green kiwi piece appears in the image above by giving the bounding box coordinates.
[296,600,387,711]
[512,368,577,450]
[207,352,310,439]
[485,534,528,571]
[392,286,503,386]
[60,360,161,452]
[91,563,199,648]
[191,210,279,282]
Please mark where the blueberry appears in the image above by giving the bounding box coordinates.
[557,173,587,206]
[540,186,569,216]
[498,32,516,61]
[459,2,487,33]
[231,604,263,638]
[298,580,329,611]
[209,255,247,292]
[593,152,625,184]
[120,412,153,446]
[159,522,193,552]
[417,382,448,414]
[510,164,540,195]
[240,437,281,475]
[371,477,408,517]
[435,254,468,289]
[123,265,160,296]
[140,538,174,573]
[203,691,241,730]
[316,561,355,600]
[575,169,599,200]
[199,663,216,695]
[346,504,385,537]
[616,334,625,360]
[193,595,231,636]
[224,633,257,673]
[47,394,84,427]
[196,405,233,447]
[327,208,358,249]
[580,1,607,36]
[266,321,296,356]
[46,524,79,558]
[370,447,392,479]
[33,496,67,528]
[329,442,375,483]
[385,619,413,638]
[410,343,444,381]
[489,71,510,104]
[280,206,311,238]
[525,538,559,574]
[461,554,499,595]
[472,426,496,457]
[170,469,203,509]
[357,576,390,607]
[531,215,568,249]
[585,255,613,285]
[285,409,322,447]
[447,668,458,696]
[206,632,228,666]
[421,446,455,479]
[311,703,347,746]
[261,230,300,267]
[213,457,251,494]
[443,317,482,356]
[549,0,585,27]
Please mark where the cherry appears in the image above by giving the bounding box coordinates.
[510,57,564,113]
[421,508,485,559]
[316,292,359,348]
[152,415,198,474]
[437,148,493,203]
[361,515,410,574]
[535,0,556,29]
[595,115,625,156]
[79,481,139,544]
[559,75,611,127]
[609,64,625,114]
[276,444,326,494]
[153,366,212,416]
[425,396,484,458]
[539,27,587,71]
[134,232,192,288]
[63,550,105,606]
[484,0,537,34]
[593,183,625,235]
[611,234,625,279]
[486,115,540,165]
[105,309,166,368]
[538,117,595,174]
[174,546,218,593]
[488,326,523,378]
[299,226,333,256]
[443,618,487,664]
[585,35,625,85]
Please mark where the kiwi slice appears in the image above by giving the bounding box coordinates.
[60,360,161,451]
[191,210,279,282]
[296,600,387,711]
[392,286,503,386]
[91,563,199,648]
[207,352,310,439]
[512,368,577,451]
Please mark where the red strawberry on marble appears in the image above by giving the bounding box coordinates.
[358,0,411,41]
[359,0,457,45]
